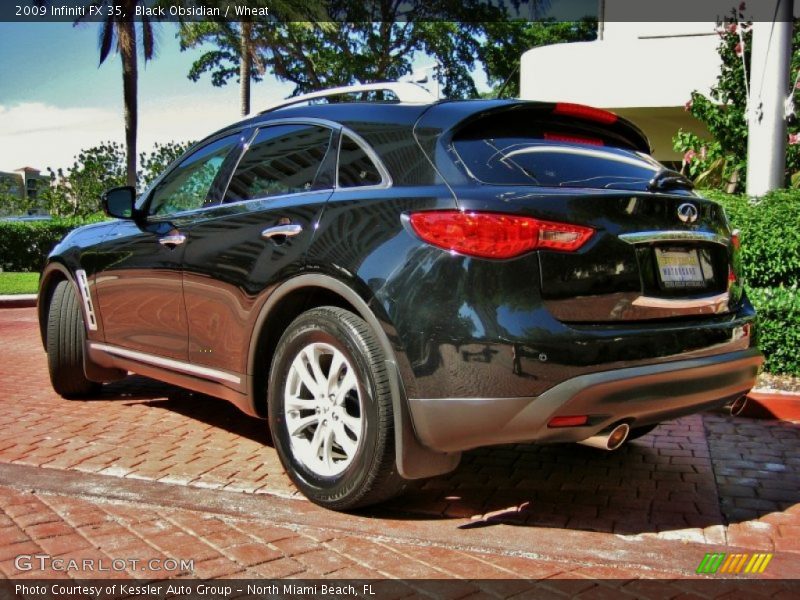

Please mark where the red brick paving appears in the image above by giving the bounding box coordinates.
[1,307,799,581]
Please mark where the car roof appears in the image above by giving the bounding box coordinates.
[216,99,523,135]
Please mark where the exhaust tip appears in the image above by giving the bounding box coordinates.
[578,423,630,451]
[606,423,630,450]
[728,396,748,417]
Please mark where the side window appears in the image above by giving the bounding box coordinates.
[224,124,333,202]
[148,135,239,216]
[337,134,383,188]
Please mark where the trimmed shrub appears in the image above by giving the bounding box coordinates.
[0,216,106,273]
[749,286,800,376]
[701,189,800,375]
[701,189,800,288]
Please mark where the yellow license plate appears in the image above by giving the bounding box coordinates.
[655,247,705,288]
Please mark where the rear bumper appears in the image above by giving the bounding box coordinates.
[408,348,763,452]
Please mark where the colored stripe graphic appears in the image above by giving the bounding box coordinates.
[697,552,773,574]
[697,553,726,574]
[719,554,738,573]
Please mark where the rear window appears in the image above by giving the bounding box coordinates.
[452,112,662,190]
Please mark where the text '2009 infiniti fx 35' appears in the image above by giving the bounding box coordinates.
[38,84,762,509]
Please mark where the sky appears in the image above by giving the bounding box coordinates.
[0,0,598,173]
[0,21,299,172]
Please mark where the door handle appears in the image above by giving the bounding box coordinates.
[158,233,187,246]
[261,223,303,240]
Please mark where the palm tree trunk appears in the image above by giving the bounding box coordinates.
[240,21,252,117]
[118,18,138,188]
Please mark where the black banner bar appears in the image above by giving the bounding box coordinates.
[0,0,794,24]
[2,579,800,600]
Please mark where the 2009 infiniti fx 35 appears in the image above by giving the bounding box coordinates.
[38,83,762,509]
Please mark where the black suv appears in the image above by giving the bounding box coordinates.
[38,89,762,509]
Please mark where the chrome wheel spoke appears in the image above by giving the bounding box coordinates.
[333,421,358,458]
[308,423,326,460]
[322,426,336,470]
[341,412,361,435]
[284,394,320,412]
[288,413,319,436]
[303,346,328,394]
[290,353,320,398]
[326,349,346,394]
[333,369,357,406]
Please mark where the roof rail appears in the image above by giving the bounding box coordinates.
[258,82,435,114]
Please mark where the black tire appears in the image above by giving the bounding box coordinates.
[627,424,659,441]
[46,280,101,399]
[268,306,405,510]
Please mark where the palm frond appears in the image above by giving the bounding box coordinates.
[98,15,116,65]
[141,14,155,61]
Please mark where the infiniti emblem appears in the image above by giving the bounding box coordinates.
[677,202,699,223]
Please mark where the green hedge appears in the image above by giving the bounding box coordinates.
[701,189,800,288]
[702,189,800,376]
[0,216,105,273]
[749,286,800,376]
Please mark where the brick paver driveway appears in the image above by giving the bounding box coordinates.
[1,306,799,582]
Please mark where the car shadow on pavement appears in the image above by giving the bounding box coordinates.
[91,375,270,446]
[374,416,800,538]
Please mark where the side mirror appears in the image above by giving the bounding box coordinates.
[102,186,136,219]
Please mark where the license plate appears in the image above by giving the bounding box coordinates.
[655,247,705,288]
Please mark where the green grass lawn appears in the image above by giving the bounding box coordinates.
[0,272,39,295]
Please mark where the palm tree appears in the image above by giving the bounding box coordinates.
[180,2,323,118]
[79,1,156,187]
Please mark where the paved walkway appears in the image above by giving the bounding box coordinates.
[1,307,799,582]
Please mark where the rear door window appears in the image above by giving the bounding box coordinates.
[224,124,333,202]
[337,134,384,188]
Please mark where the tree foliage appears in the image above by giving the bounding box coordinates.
[180,1,517,99]
[674,9,800,191]
[0,177,32,218]
[32,141,193,219]
[481,18,596,98]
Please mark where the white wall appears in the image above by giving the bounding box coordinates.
[520,14,724,160]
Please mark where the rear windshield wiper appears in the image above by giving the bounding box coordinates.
[647,168,694,192]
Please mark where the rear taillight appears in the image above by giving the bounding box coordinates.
[553,102,618,125]
[407,211,594,259]
[729,229,741,285]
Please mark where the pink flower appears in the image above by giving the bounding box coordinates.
[728,23,738,34]
[735,42,744,57]
[685,99,693,111]
[788,133,800,145]
[700,146,708,160]
[684,150,697,163]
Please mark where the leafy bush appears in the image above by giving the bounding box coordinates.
[700,189,800,375]
[749,286,800,376]
[701,189,800,288]
[0,216,105,273]
[673,11,800,191]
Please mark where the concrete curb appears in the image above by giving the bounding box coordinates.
[0,294,36,308]
[745,390,800,421]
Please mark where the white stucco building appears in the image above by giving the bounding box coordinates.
[521,4,726,162]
